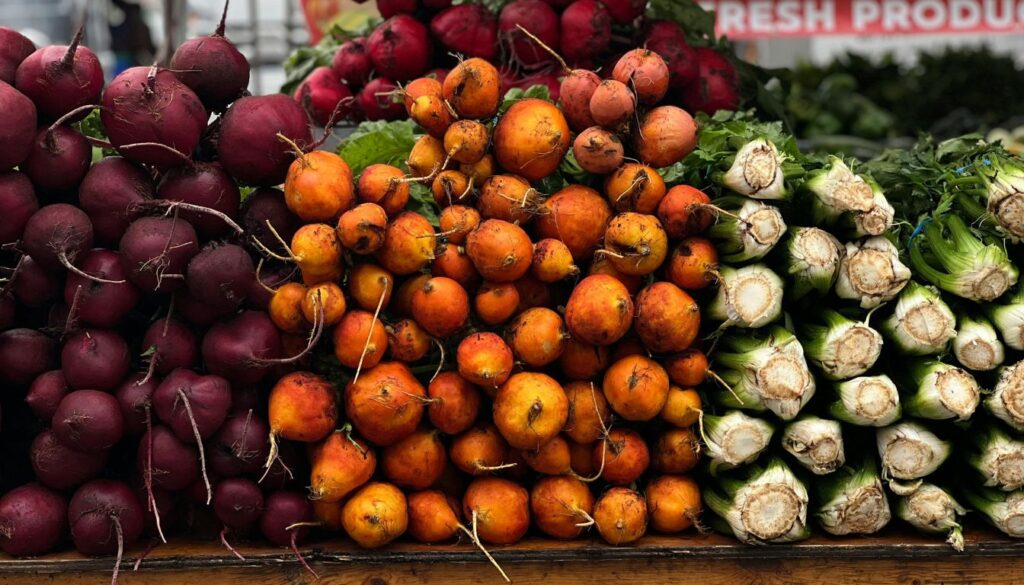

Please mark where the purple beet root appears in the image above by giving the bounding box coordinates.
[30,429,108,490]
[0,27,35,84]
[0,81,38,172]
[78,157,154,246]
[21,125,92,193]
[61,329,130,390]
[153,368,232,444]
[260,491,313,547]
[331,37,372,88]
[156,162,241,240]
[213,478,264,530]
[101,66,208,169]
[0,328,56,386]
[240,187,301,255]
[0,292,12,330]
[217,94,312,186]
[52,389,125,452]
[201,310,282,386]
[25,369,70,421]
[63,250,139,327]
[0,483,67,556]
[67,480,144,559]
[115,373,160,435]
[119,216,200,294]
[208,411,269,478]
[12,255,62,309]
[15,29,103,121]
[186,242,255,312]
[0,170,37,243]
[174,287,236,327]
[246,261,292,311]
[141,318,198,376]
[21,203,94,273]
[137,425,199,492]
[170,1,251,112]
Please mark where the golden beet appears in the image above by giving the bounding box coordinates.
[342,482,408,548]
[493,372,568,450]
[535,185,612,261]
[493,98,570,182]
[565,274,634,346]
[603,355,671,421]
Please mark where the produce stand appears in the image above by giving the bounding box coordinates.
[3,528,1023,584]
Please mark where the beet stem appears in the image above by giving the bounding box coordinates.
[288,530,319,580]
[59,251,128,285]
[87,136,115,150]
[1,255,26,296]
[132,540,155,571]
[118,142,195,167]
[47,104,101,134]
[259,433,279,483]
[219,527,245,560]
[431,338,445,383]
[137,350,158,386]
[252,293,323,365]
[308,97,357,149]
[110,515,124,585]
[65,284,83,334]
[515,25,569,74]
[177,388,212,504]
[142,405,168,543]
[458,511,511,583]
[146,200,244,234]
[573,383,609,483]
[254,259,280,295]
[215,0,231,37]
[353,288,386,384]
[62,25,85,69]
[274,133,308,167]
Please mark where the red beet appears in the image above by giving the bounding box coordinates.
[0,292,12,330]
[0,328,56,386]
[12,256,62,308]
[240,187,301,254]
[358,77,405,121]
[63,250,139,327]
[21,204,94,274]
[101,67,208,169]
[423,0,453,7]
[0,171,37,243]
[500,0,560,69]
[137,426,200,491]
[603,0,645,23]
[67,480,145,559]
[294,66,353,127]
[175,287,236,327]
[21,125,92,193]
[61,329,131,391]
[209,411,270,478]
[141,318,199,376]
[0,27,35,84]
[560,0,611,68]
[0,81,37,171]
[186,242,255,312]
[78,157,154,246]
[379,0,418,17]
[170,1,251,112]
[260,491,313,546]
[217,94,312,186]
[683,48,741,114]
[154,368,232,444]
[431,5,498,61]
[368,15,433,81]
[201,310,282,386]
[213,478,264,530]
[15,30,103,121]
[118,216,200,294]
[645,21,699,90]
[331,38,372,88]
[156,162,242,240]
[52,389,125,452]
[30,430,108,489]
[25,369,70,421]
[114,373,159,435]
[0,483,66,556]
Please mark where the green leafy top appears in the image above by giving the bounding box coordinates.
[645,0,716,46]
[497,84,552,116]
[337,120,418,178]
[281,19,379,95]
[688,110,802,165]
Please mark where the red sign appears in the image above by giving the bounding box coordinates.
[698,0,1024,37]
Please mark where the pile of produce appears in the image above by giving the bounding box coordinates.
[283,0,775,125]
[3,0,1024,580]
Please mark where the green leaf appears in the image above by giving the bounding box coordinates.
[75,109,106,140]
[658,162,687,184]
[498,84,552,115]
[408,182,440,227]
[645,0,716,46]
[337,120,418,177]
[558,149,591,185]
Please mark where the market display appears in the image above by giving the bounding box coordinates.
[1,0,1024,582]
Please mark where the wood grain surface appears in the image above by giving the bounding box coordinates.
[3,528,1023,584]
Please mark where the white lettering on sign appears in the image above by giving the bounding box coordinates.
[806,0,838,29]
[985,0,1014,26]
[719,0,747,32]
[950,0,982,28]
[914,0,947,28]
[776,0,803,31]
[882,0,912,29]
[852,0,881,29]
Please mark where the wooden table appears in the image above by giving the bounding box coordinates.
[3,528,1023,584]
